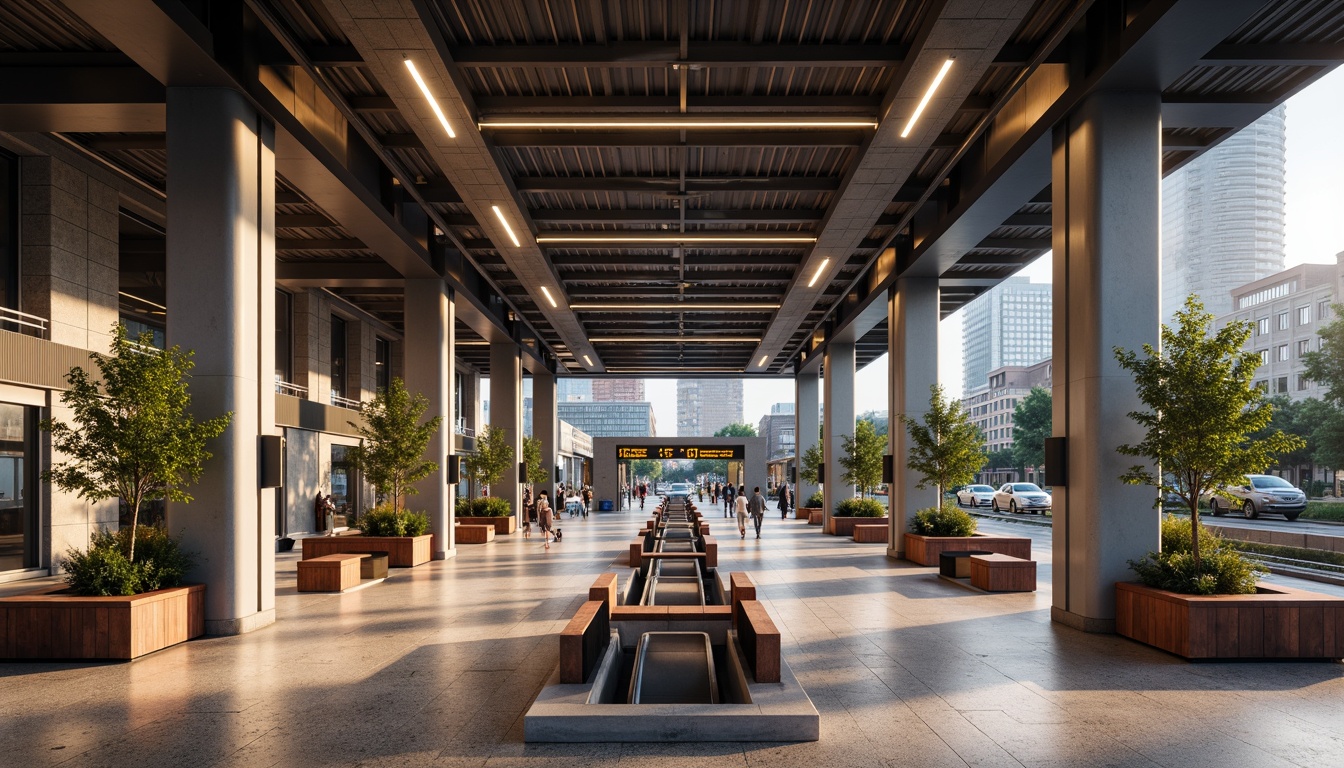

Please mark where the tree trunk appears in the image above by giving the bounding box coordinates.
[128,493,143,562]
[1190,503,1201,570]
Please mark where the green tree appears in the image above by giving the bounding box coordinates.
[1114,295,1303,568]
[858,410,889,438]
[521,435,550,485]
[41,323,232,563]
[798,442,824,486]
[897,384,987,500]
[1303,303,1344,406]
[1011,387,1052,471]
[630,458,663,481]
[714,422,757,437]
[985,448,1017,482]
[464,425,515,493]
[347,377,442,515]
[839,419,884,496]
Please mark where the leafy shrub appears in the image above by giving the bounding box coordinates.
[359,503,431,536]
[1127,515,1263,595]
[462,496,512,517]
[804,491,825,508]
[909,503,978,537]
[834,497,886,517]
[62,526,195,597]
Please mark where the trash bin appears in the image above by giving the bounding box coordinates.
[599,499,614,511]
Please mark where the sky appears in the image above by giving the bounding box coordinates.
[510,67,1344,438]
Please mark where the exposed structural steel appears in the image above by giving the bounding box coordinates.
[1,0,1341,376]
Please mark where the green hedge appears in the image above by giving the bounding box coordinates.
[461,496,513,517]
[1127,516,1262,595]
[804,491,825,508]
[909,504,977,537]
[359,504,430,536]
[62,525,196,597]
[1301,501,1344,523]
[834,497,886,517]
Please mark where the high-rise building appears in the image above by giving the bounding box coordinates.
[677,380,744,436]
[961,277,1053,396]
[591,379,645,401]
[557,378,592,402]
[756,402,796,461]
[1161,106,1287,322]
[557,402,657,438]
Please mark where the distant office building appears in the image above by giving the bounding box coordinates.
[962,359,1053,484]
[1162,106,1287,322]
[1215,259,1337,403]
[961,277,1052,396]
[557,378,592,402]
[592,379,645,401]
[756,402,796,461]
[677,379,744,436]
[558,401,657,438]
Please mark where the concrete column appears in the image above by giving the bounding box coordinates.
[165,87,275,636]
[404,279,455,559]
[822,342,855,530]
[1051,91,1162,633]
[533,373,558,494]
[795,373,820,507]
[888,277,939,558]
[489,342,523,522]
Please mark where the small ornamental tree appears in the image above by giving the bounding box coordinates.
[1011,387,1052,473]
[41,323,232,563]
[1114,295,1303,568]
[714,422,757,437]
[799,443,824,487]
[839,419,884,497]
[898,384,987,501]
[522,435,550,485]
[346,377,441,516]
[464,424,515,494]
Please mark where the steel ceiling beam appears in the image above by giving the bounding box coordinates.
[451,41,909,69]
[487,130,868,148]
[476,94,882,113]
[530,209,825,224]
[514,176,842,193]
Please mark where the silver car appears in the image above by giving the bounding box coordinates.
[1206,474,1305,521]
[992,483,1052,514]
[956,484,997,507]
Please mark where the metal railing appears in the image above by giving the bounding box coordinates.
[330,393,361,410]
[455,418,475,437]
[0,307,49,339]
[275,380,308,398]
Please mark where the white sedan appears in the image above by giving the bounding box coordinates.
[991,483,1052,514]
[956,485,997,507]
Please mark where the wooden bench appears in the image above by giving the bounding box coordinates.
[559,600,611,684]
[456,524,495,544]
[807,509,825,526]
[853,524,888,543]
[297,554,365,592]
[969,553,1036,592]
[734,600,781,683]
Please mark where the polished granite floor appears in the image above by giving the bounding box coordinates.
[3,507,1343,768]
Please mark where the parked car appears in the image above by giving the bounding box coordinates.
[1205,474,1305,521]
[667,482,693,499]
[956,484,997,507]
[992,483,1052,514]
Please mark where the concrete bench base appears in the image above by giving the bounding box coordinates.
[457,524,496,544]
[969,553,1036,592]
[852,524,888,543]
[297,554,364,592]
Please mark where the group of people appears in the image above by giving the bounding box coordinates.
[522,483,591,549]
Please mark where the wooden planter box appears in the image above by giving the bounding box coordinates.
[807,509,825,526]
[456,515,517,535]
[1116,582,1344,660]
[302,534,433,567]
[0,584,205,660]
[825,515,888,536]
[794,507,813,520]
[903,532,1032,566]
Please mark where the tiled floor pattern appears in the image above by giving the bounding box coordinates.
[2,508,1343,767]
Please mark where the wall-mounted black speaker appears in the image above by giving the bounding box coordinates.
[790,466,797,484]
[555,466,562,482]
[447,455,461,484]
[817,464,824,484]
[259,435,283,488]
[519,461,528,482]
[882,454,895,485]
[1044,437,1067,486]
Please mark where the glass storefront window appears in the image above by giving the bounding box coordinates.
[330,444,358,524]
[0,403,37,572]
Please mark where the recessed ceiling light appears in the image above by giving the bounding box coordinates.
[807,258,831,288]
[757,355,769,367]
[478,118,878,130]
[535,235,816,244]
[901,58,954,139]
[539,286,560,308]
[491,205,522,247]
[570,303,780,312]
[583,354,594,366]
[590,336,761,343]
[404,58,456,139]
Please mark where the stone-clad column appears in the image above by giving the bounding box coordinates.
[794,373,820,507]
[165,87,276,635]
[404,279,454,559]
[888,278,939,558]
[533,373,558,495]
[489,342,523,523]
[822,343,855,530]
[1051,91,1162,632]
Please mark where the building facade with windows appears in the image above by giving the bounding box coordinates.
[962,359,1053,484]
[1214,260,1337,402]
[557,401,656,438]
[961,277,1052,396]
[756,402,796,461]
[677,379,744,437]
[591,379,645,402]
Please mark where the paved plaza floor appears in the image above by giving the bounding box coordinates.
[3,507,1344,767]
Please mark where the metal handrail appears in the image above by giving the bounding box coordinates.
[276,380,308,397]
[0,306,48,339]
[455,418,475,437]
[330,393,361,410]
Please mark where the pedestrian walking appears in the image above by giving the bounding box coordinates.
[537,491,554,549]
[735,486,750,538]
[723,483,735,518]
[749,486,766,538]
[582,486,592,517]
[778,482,791,519]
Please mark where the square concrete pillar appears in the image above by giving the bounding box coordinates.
[166,87,276,636]
[533,372,558,493]
[822,343,855,529]
[795,372,820,507]
[1051,91,1162,632]
[489,342,523,522]
[404,279,455,559]
[888,277,939,558]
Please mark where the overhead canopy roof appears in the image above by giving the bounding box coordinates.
[3,0,1341,376]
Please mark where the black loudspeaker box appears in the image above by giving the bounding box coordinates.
[1043,437,1067,486]
[259,435,283,488]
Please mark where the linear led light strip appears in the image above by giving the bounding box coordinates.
[404,59,456,139]
[591,336,761,343]
[583,355,594,366]
[901,58,954,139]
[607,368,743,374]
[536,235,816,244]
[571,303,780,311]
[807,257,831,288]
[491,205,522,247]
[539,286,559,308]
[478,119,878,129]
[757,355,770,367]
